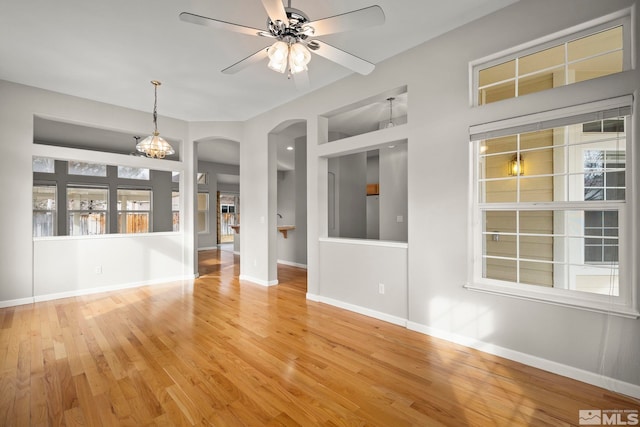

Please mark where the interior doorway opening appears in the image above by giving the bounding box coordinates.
[218,192,239,244]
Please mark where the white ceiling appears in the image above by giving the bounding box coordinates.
[0,0,517,123]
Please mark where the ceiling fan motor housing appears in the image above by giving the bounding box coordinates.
[267,8,313,42]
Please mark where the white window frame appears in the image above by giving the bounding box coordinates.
[469,10,632,106]
[466,96,637,318]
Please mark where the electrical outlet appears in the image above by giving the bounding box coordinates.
[95,265,102,274]
[253,259,257,267]
[396,215,403,223]
[378,283,385,294]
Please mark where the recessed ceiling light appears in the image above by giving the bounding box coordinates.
[286,146,294,151]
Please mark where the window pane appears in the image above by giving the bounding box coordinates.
[117,166,150,180]
[197,193,208,211]
[68,212,107,236]
[520,261,553,287]
[172,192,180,210]
[33,212,55,237]
[479,80,515,105]
[476,25,625,106]
[197,212,207,233]
[173,212,180,232]
[118,212,149,233]
[481,209,620,294]
[117,189,151,211]
[478,60,515,87]
[33,157,55,173]
[484,259,517,282]
[67,187,108,210]
[68,161,107,177]
[519,45,565,75]
[197,173,207,184]
[567,26,622,62]
[33,186,56,210]
[569,50,623,83]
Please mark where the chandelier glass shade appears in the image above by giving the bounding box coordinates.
[267,40,311,75]
[136,80,175,159]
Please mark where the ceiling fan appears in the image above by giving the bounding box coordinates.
[179,0,385,86]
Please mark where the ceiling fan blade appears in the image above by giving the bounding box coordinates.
[307,40,375,75]
[260,0,288,24]
[221,47,270,74]
[179,12,268,37]
[292,70,310,90]
[305,6,385,37]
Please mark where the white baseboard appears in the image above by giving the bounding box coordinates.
[198,246,219,251]
[33,275,197,304]
[277,260,308,269]
[406,321,640,400]
[0,275,198,308]
[307,293,407,327]
[0,296,36,308]
[304,292,640,400]
[238,275,278,286]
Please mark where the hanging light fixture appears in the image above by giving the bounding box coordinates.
[136,80,175,159]
[267,40,311,75]
[385,97,396,128]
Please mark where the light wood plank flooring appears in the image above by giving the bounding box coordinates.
[1,248,638,425]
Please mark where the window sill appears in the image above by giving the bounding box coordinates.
[464,281,639,319]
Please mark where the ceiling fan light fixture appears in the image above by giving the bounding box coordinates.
[136,80,175,159]
[268,40,289,73]
[288,42,311,74]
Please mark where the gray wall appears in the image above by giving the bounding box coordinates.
[328,152,367,238]
[277,136,307,266]
[379,143,408,242]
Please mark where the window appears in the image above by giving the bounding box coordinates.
[33,185,56,236]
[172,191,180,232]
[68,161,107,177]
[583,150,624,264]
[197,192,209,233]
[33,157,55,173]
[67,187,108,235]
[197,172,207,184]
[117,166,150,180]
[117,189,151,233]
[474,19,629,105]
[469,98,634,316]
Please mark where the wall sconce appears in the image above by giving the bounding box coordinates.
[508,154,524,176]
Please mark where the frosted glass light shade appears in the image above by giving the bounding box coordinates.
[289,43,311,74]
[136,132,175,159]
[268,41,289,73]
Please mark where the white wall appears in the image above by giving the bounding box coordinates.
[0,81,243,305]
[33,233,184,300]
[1,0,638,399]
[240,0,640,397]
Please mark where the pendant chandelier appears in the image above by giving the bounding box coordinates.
[136,80,175,159]
[385,97,396,128]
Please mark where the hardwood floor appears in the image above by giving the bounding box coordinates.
[1,249,638,426]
